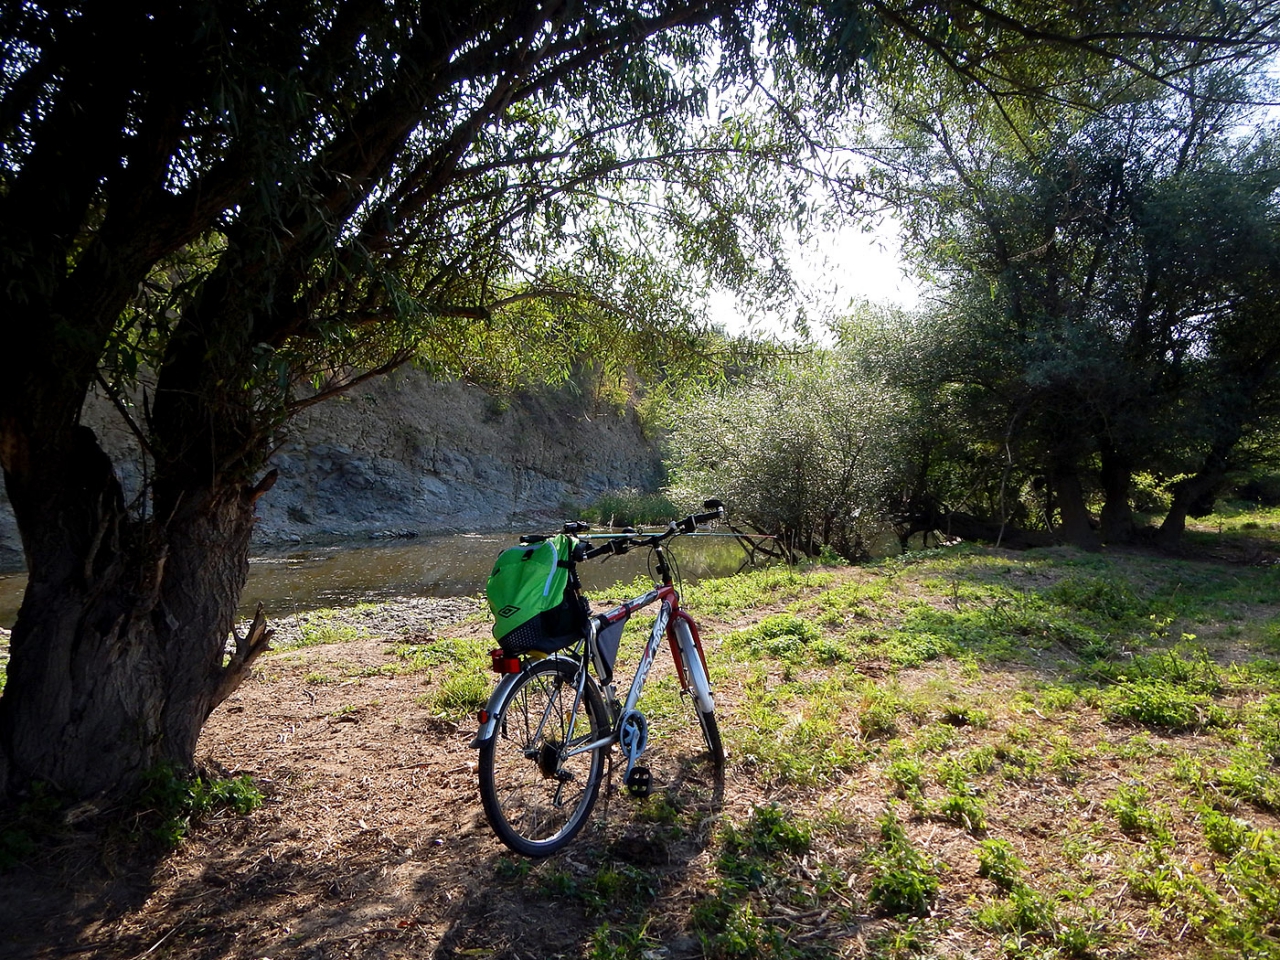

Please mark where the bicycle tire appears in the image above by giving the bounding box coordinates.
[478,657,609,856]
[673,617,725,770]
[694,704,725,770]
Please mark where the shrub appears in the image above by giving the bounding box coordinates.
[664,353,915,560]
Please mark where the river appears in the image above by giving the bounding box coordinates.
[0,531,768,628]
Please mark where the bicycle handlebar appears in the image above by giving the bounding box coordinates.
[578,499,726,561]
[520,501,725,558]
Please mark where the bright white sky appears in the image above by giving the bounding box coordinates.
[708,216,922,341]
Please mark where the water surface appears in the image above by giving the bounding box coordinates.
[0,531,764,628]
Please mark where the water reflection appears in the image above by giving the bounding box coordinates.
[0,532,764,627]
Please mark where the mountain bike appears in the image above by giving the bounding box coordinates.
[470,501,727,856]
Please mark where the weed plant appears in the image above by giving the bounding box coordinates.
[138,764,263,848]
[865,812,941,917]
[693,805,842,960]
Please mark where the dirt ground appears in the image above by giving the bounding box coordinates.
[0,602,759,960]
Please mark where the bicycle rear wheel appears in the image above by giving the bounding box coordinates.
[478,657,609,856]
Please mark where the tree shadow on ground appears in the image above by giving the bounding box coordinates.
[0,741,725,959]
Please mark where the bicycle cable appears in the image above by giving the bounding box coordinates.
[647,536,684,596]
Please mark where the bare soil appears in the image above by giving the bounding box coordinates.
[0,599,756,960]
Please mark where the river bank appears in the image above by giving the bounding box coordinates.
[0,368,665,570]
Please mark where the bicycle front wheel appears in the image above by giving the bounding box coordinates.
[478,657,610,856]
[673,615,725,770]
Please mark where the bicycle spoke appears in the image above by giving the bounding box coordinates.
[479,660,607,854]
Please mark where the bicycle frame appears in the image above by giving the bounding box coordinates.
[473,500,725,855]
[471,578,713,756]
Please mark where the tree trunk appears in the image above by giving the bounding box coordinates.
[0,428,269,800]
[1157,431,1241,547]
[1158,468,1227,547]
[1098,446,1135,543]
[1050,465,1100,551]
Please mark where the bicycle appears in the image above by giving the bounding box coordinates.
[470,500,727,856]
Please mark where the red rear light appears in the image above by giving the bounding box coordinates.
[490,649,521,674]
[478,709,489,725]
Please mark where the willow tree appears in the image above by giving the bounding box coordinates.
[865,60,1280,549]
[2,0,1279,802]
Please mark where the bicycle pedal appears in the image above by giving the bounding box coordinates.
[625,766,652,798]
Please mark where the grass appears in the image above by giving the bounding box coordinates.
[582,490,681,528]
[279,603,383,648]
[552,532,1280,959]
[10,512,1280,960]
[387,636,492,719]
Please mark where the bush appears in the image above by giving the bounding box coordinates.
[664,352,914,561]
[1131,472,1177,513]
[584,490,680,527]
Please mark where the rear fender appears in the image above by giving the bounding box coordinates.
[468,670,527,748]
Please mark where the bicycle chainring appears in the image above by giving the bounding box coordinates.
[616,709,649,770]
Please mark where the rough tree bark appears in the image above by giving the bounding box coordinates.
[0,405,274,798]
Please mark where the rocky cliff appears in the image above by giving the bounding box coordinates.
[0,369,663,569]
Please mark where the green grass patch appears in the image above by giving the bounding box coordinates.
[732,689,866,786]
[583,490,680,527]
[379,636,490,676]
[1093,677,1226,732]
[1214,744,1280,812]
[724,613,849,665]
[138,763,263,848]
[1043,574,1146,621]
[683,567,834,619]
[889,596,1115,666]
[278,604,382,648]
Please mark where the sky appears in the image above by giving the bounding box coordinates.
[708,216,922,341]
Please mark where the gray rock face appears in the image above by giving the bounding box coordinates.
[0,370,662,568]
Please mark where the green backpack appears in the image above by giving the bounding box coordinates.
[486,535,586,655]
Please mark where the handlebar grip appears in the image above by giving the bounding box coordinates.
[584,538,627,560]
